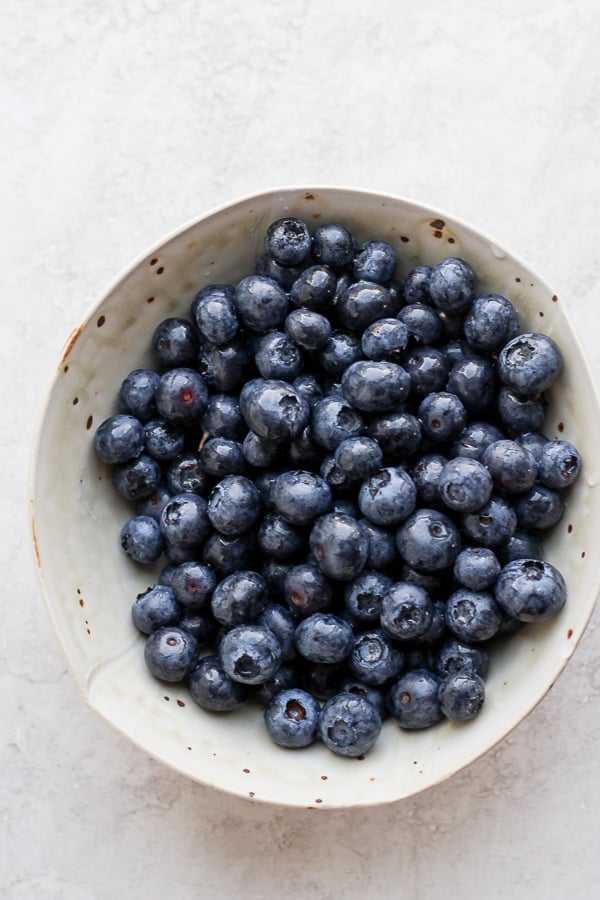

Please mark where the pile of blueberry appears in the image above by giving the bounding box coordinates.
[94,215,582,758]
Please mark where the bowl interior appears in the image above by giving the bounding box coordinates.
[31,186,600,808]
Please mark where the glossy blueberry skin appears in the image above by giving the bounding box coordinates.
[211,570,268,627]
[255,253,303,291]
[198,438,244,478]
[257,513,305,561]
[258,604,298,662]
[360,317,408,361]
[240,379,309,443]
[359,520,397,571]
[120,514,163,564]
[438,671,486,721]
[332,436,382,484]
[207,475,261,536]
[264,689,321,748]
[348,629,404,685]
[191,284,239,345]
[144,626,199,682]
[435,638,489,679]
[538,440,582,489]
[177,611,216,645]
[396,508,462,573]
[311,394,365,451]
[387,669,442,729]
[265,216,311,267]
[497,332,563,397]
[497,387,547,435]
[112,453,162,501]
[189,655,249,712]
[368,412,422,463]
[166,452,210,496]
[311,223,355,271]
[234,274,289,332]
[453,547,501,591]
[438,457,493,513]
[463,293,519,352]
[254,331,304,381]
[451,421,504,461]
[344,570,394,624]
[309,513,369,581]
[271,470,332,525]
[255,664,298,704]
[160,492,210,548]
[241,431,280,468]
[132,584,180,634]
[516,431,549,458]
[286,427,324,471]
[152,316,199,368]
[290,264,337,310]
[94,414,144,465]
[358,467,417,527]
[198,339,250,393]
[461,495,517,548]
[295,613,354,664]
[341,681,387,719]
[380,582,433,641]
[202,531,255,576]
[119,369,160,422]
[446,354,496,414]
[143,419,186,461]
[495,559,567,622]
[292,374,323,409]
[411,453,447,507]
[155,367,209,426]
[341,360,411,413]
[170,561,217,609]
[397,303,442,344]
[482,439,538,495]
[283,562,333,617]
[284,308,332,351]
[337,281,395,332]
[418,391,467,443]
[353,240,398,285]
[499,530,544,563]
[428,257,476,314]
[318,330,363,378]
[404,346,450,398]
[136,484,172,521]
[319,692,382,757]
[514,483,565,531]
[219,624,282,686]
[445,588,503,642]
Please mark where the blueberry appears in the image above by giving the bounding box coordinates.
[411,453,447,507]
[498,530,544,563]
[283,562,333,617]
[144,626,199,682]
[538,440,582,490]
[254,330,304,381]
[446,354,496,414]
[131,584,180,634]
[264,689,321,748]
[340,681,387,719]
[359,519,397,571]
[403,265,432,305]
[94,414,144,465]
[255,664,299,704]
[311,223,355,271]
[240,379,309,442]
[202,531,255,576]
[177,611,216,645]
[155,368,209,426]
[404,346,450,398]
[207,475,260,536]
[265,216,311,267]
[451,420,504,461]
[258,604,298,661]
[152,317,199,368]
[257,513,305,561]
[358,466,417,527]
[334,436,383,482]
[166,452,210,496]
[435,638,489,679]
[311,394,364,450]
[285,309,332,350]
[368,412,423,462]
[271,470,332,525]
[494,559,567,622]
[160,492,210,548]
[438,671,486,721]
[445,588,503,642]
[189,655,249,711]
[453,547,501,591]
[295,613,354,664]
[497,387,547,435]
[211,571,268,627]
[198,338,250,393]
[397,303,442,344]
[516,431,549,458]
[344,569,394,624]
[461,495,517,548]
[380,582,433,641]
[170,561,216,609]
[309,513,369,581]
[219,624,282,685]
[143,418,186,461]
[387,669,442,729]
[428,257,476,314]
[136,484,172,521]
[199,438,245,478]
[396,508,462,572]
[319,692,382,757]
[241,431,280,468]
[112,453,162,501]
[348,629,404,685]
[482,439,538,495]
[119,369,160,422]
[361,318,409,361]
[337,281,395,332]
[437,457,493,513]
[120,514,163,564]
[353,240,398,285]
[292,374,324,408]
[341,360,411,412]
[318,330,363,378]
[463,293,519,352]
[498,332,563,397]
[514,483,565,531]
[286,427,324,470]
[191,284,239,345]
[418,391,467,443]
[255,253,303,290]
[290,264,337,309]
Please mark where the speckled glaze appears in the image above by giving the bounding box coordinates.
[30,187,600,808]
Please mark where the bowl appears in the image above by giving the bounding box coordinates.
[30,186,600,808]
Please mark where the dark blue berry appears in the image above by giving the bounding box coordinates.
[451,420,504,460]
[234,275,289,332]
[428,257,476,314]
[143,418,185,461]
[318,330,363,378]
[438,671,486,721]
[482,439,537,495]
[411,453,447,507]
[271,470,332,525]
[257,513,305,561]
[170,561,216,609]
[368,412,423,462]
[254,331,304,381]
[311,223,355,271]
[152,317,199,368]
[132,584,180,634]
[191,284,238,345]
[119,369,160,422]
[404,346,450,398]
[337,281,395,332]
[343,570,393,624]
[358,466,417,527]
[264,689,321,748]
[359,519,397,571]
[240,379,309,442]
[211,570,267,627]
[514,483,565,531]
[446,354,496,414]
[155,368,209,426]
[198,338,250,393]
[497,387,547,434]
[309,513,369,581]
[380,582,433,641]
[120,514,163,564]
[202,531,255,576]
[435,638,489,679]
[295,613,354,664]
[495,559,567,622]
[538,440,582,490]
[265,217,311,267]
[341,360,411,412]
[418,391,467,443]
[94,414,144,464]
[319,692,382,756]
[348,629,404,685]
[361,318,408,361]
[333,436,382,483]
[461,495,517,548]
[144,626,199,682]
[463,293,519,352]
[387,669,442,729]
[160,492,210,548]
[219,624,282,685]
[207,475,260,536]
[311,394,364,450]
[396,508,462,572]
[437,457,493,513]
[189,655,248,711]
[285,309,332,350]
[112,453,162,501]
[497,332,563,396]
[283,562,333,617]
[403,265,432,305]
[290,264,337,309]
[258,604,298,661]
[199,438,245,478]
[397,303,442,344]
[166,452,210,496]
[445,588,503,642]
[453,547,501,591]
[353,240,398,285]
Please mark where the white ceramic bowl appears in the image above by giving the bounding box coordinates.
[31,186,600,808]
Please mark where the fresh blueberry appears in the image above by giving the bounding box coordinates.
[341,360,411,412]
[257,512,305,561]
[211,570,268,627]
[143,418,186,461]
[445,588,503,642]
[461,495,517,548]
[380,582,433,641]
[514,483,565,531]
[337,281,395,332]
[446,354,496,414]
[498,530,544,563]
[144,626,199,682]
[418,391,467,443]
[482,439,538,495]
[453,547,501,591]
[435,638,489,679]
[255,253,303,290]
[353,240,398,285]
[333,436,383,483]
[359,519,397,571]
[397,303,442,344]
[191,284,239,345]
[219,624,282,685]
[309,513,369,581]
[177,611,216,645]
[396,508,462,572]
[358,467,417,527]
[254,331,304,381]
[410,453,447,507]
[112,453,162,501]
[170,561,217,609]
[198,338,250,393]
[387,669,442,729]
[311,394,364,450]
[340,681,387,719]
[265,217,311,267]
[120,514,163,564]
[497,332,563,397]
[283,562,333,617]
[202,531,255,576]
[404,346,450,398]
[360,318,408,361]
[538,440,582,490]
[516,431,549,459]
[438,671,486,721]
[94,414,144,465]
[437,457,493,513]
[119,369,160,422]
[240,378,309,442]
[152,317,199,368]
[311,223,355,271]
[495,559,567,622]
[286,426,324,470]
[199,438,245,478]
[450,420,504,461]
[348,629,404,685]
[258,604,298,661]
[189,655,249,711]
[292,374,323,408]
[319,692,382,757]
[428,257,476,314]
[497,387,547,435]
[264,689,321,748]
[318,330,364,378]
[241,430,280,468]
[131,584,180,634]
[207,475,261,536]
[290,264,337,310]
[295,613,354,664]
[166,452,210,496]
[271,470,332,525]
[368,412,423,463]
[155,367,209,426]
[160,492,210,548]
[344,570,394,624]
[255,664,299,704]
[403,265,432,305]
[463,293,519,352]
[284,308,332,351]
[136,484,172,521]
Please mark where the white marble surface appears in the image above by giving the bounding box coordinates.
[4,1,600,897]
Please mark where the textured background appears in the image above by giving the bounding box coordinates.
[4,1,600,897]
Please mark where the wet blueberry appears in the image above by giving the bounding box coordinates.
[144,626,199,682]
[361,318,408,361]
[143,418,186,461]
[155,367,209,426]
[341,360,411,412]
[120,514,163,564]
[453,547,501,591]
[353,240,398,285]
[318,330,363,378]
[343,570,393,624]
[290,264,337,309]
[348,629,404,685]
[170,561,216,609]
[397,303,442,344]
[438,671,486,721]
[461,495,517,548]
[497,332,563,397]
[160,492,210,548]
[311,394,364,450]
[240,379,309,442]
[283,562,333,617]
[418,391,467,443]
[514,483,565,531]
[257,513,305,561]
[311,223,355,271]
[152,317,199,368]
[234,275,289,332]
[112,453,162,501]
[131,584,180,634]
[271,470,332,525]
[189,655,249,711]
[211,570,268,627]
[337,281,395,332]
[403,265,432,305]
[94,414,144,465]
[387,669,442,729]
[319,692,382,757]
[334,436,383,483]
[285,308,332,350]
[538,440,582,490]
[166,452,210,496]
[254,331,304,381]
[380,582,433,641]
[495,559,567,622]
[191,284,239,345]
[265,216,311,267]
[207,475,261,536]
[198,338,250,393]
[295,613,354,664]
[358,467,417,527]
[396,508,462,572]
[437,457,493,513]
[264,689,321,748]
[482,439,538,495]
[404,346,450,398]
[309,513,369,581]
[219,624,282,685]
[445,588,503,642]
[119,369,160,422]
[428,257,476,314]
[463,293,519,352]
